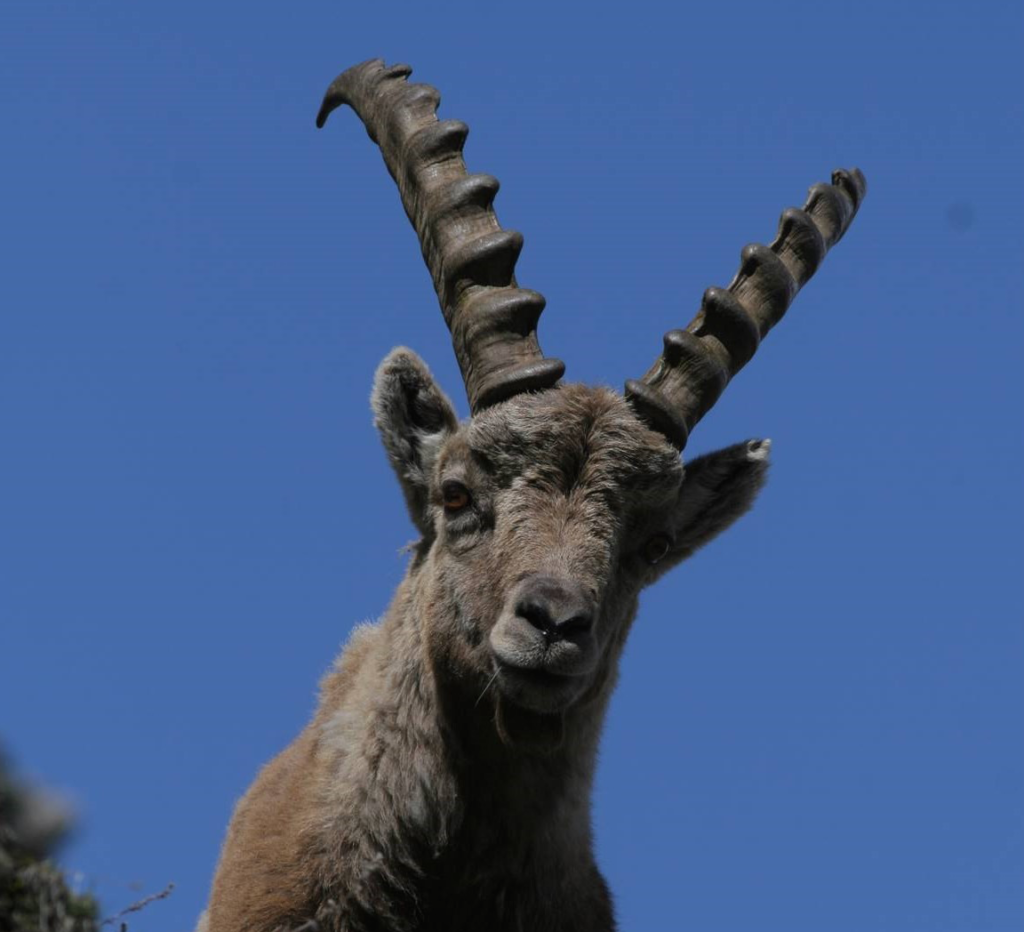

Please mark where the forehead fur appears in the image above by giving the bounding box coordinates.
[459,383,683,501]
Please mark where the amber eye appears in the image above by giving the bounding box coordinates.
[441,481,471,513]
[642,534,672,565]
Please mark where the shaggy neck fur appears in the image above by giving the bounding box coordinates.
[308,567,620,931]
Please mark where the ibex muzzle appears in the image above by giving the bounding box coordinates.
[513,576,596,641]
[202,59,866,932]
[490,574,599,712]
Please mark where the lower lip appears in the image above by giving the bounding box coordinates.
[500,665,575,689]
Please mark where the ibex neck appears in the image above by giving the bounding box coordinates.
[382,573,608,844]
[306,566,615,925]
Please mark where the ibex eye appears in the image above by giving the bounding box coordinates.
[642,534,672,565]
[441,481,471,513]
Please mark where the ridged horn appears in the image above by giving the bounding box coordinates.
[625,168,866,449]
[316,59,565,412]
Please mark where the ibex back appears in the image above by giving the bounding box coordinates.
[202,59,865,932]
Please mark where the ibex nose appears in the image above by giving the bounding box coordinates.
[514,576,594,643]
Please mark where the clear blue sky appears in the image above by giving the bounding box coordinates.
[2,1,1022,929]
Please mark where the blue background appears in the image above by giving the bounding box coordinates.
[2,1,1022,929]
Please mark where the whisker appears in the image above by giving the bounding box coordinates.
[475,668,500,708]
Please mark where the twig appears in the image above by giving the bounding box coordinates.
[100,882,175,926]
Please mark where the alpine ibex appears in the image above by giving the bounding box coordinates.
[203,59,865,932]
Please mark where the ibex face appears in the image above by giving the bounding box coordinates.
[373,354,769,748]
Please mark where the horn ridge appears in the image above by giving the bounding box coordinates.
[626,167,866,449]
[317,59,565,411]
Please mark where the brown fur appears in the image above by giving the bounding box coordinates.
[204,350,770,931]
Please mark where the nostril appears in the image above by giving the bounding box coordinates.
[515,598,593,640]
[516,599,555,633]
[559,613,593,636]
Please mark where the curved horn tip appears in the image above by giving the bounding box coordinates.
[832,167,867,206]
[315,78,353,128]
[315,100,336,129]
[315,58,410,128]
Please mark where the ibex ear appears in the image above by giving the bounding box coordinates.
[371,348,459,535]
[666,439,771,565]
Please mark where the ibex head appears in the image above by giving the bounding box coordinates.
[317,60,864,752]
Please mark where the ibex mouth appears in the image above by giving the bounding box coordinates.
[493,661,587,714]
